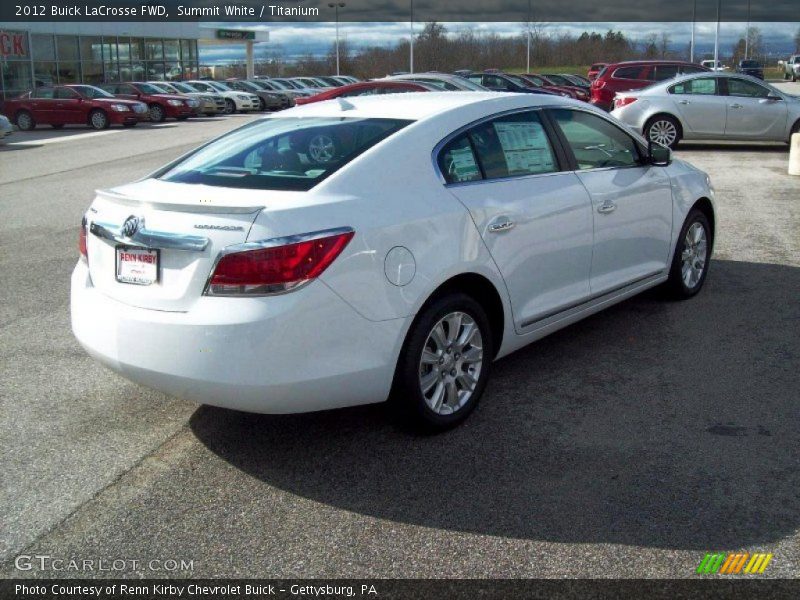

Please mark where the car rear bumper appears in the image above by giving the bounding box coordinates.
[71,261,403,414]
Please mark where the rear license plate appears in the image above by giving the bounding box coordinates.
[115,246,159,285]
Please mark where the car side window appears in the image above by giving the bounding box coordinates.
[438,134,482,184]
[613,66,643,80]
[468,111,558,179]
[652,65,681,81]
[670,77,718,95]
[33,88,54,99]
[54,87,78,99]
[551,109,642,170]
[727,78,770,98]
[483,75,513,91]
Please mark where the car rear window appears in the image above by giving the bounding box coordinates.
[157,117,413,191]
[612,66,644,80]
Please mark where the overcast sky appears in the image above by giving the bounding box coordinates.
[200,21,799,63]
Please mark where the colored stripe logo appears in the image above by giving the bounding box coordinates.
[697,552,773,574]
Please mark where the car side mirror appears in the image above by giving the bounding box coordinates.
[766,94,782,102]
[648,141,672,166]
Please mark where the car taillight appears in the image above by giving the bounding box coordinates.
[593,80,606,89]
[615,96,638,108]
[79,216,88,260]
[205,229,354,296]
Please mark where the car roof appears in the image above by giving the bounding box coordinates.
[269,91,574,121]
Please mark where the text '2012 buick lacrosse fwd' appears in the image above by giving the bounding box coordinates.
[71,92,716,430]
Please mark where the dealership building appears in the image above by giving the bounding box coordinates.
[0,22,268,99]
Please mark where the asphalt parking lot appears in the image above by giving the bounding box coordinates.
[1,86,799,579]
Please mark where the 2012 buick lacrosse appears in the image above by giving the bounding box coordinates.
[71,92,715,429]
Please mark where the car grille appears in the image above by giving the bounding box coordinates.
[187,99,199,107]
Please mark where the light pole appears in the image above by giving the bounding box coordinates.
[744,0,751,59]
[328,2,345,76]
[690,0,696,62]
[713,0,721,71]
[526,0,532,73]
[409,0,414,74]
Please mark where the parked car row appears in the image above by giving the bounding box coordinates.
[0,75,364,131]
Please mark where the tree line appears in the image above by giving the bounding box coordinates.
[214,23,800,79]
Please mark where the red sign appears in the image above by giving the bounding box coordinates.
[0,31,27,58]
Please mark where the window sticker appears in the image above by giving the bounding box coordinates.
[494,121,555,175]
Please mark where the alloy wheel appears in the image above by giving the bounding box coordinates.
[648,120,678,147]
[681,222,708,289]
[17,112,33,130]
[149,105,164,122]
[90,111,107,129]
[307,134,336,163]
[418,311,484,415]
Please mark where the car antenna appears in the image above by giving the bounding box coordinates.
[337,98,356,111]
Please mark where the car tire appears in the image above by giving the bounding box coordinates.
[391,293,493,431]
[149,104,166,122]
[306,132,340,164]
[663,209,711,300]
[224,99,235,114]
[88,109,109,130]
[15,110,35,131]
[644,115,681,150]
[257,98,266,111]
[51,124,64,129]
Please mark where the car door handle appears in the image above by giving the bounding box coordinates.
[730,103,743,109]
[678,100,690,105]
[597,203,617,214]
[488,218,515,233]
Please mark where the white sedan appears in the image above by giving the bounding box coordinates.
[185,80,260,114]
[71,92,715,430]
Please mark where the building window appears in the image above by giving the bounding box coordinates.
[81,61,104,84]
[57,61,80,84]
[180,39,196,61]
[145,39,163,61]
[31,34,56,60]
[33,61,58,87]
[1,61,33,98]
[117,38,131,62]
[147,61,165,80]
[56,35,79,61]
[163,39,180,61]
[79,36,103,62]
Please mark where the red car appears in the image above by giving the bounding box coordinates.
[520,73,589,101]
[99,82,197,122]
[2,84,150,130]
[295,80,433,105]
[587,63,607,80]
[590,60,709,111]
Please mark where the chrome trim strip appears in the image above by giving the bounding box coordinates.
[202,226,355,297]
[90,220,209,252]
[519,270,665,329]
[96,189,264,215]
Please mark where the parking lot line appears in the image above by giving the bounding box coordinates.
[8,129,123,146]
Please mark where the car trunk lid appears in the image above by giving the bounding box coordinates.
[85,178,267,312]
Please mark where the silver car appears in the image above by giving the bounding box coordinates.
[0,114,12,143]
[610,72,800,148]
[384,72,488,91]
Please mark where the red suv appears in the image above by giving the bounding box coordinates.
[99,82,196,122]
[2,84,149,130]
[590,61,709,111]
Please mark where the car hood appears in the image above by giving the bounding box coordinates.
[153,93,191,101]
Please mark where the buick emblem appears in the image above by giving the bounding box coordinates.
[121,215,142,238]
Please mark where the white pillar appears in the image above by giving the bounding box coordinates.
[246,41,254,79]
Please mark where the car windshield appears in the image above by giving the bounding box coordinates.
[248,80,270,90]
[135,83,167,95]
[157,117,413,192]
[741,61,760,68]
[543,74,569,85]
[506,74,531,87]
[72,85,115,99]
[150,83,174,93]
[268,80,291,90]
[171,82,195,93]
[207,81,232,91]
